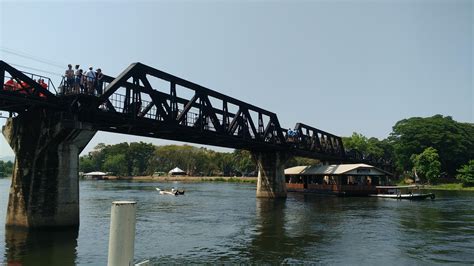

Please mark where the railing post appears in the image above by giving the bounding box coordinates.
[108,201,137,266]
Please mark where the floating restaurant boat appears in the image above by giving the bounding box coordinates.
[370,185,435,200]
[285,163,393,196]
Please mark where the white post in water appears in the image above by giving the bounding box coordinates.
[108,201,137,266]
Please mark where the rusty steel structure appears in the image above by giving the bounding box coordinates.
[0,60,391,165]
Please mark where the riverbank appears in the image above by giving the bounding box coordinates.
[422,183,474,191]
[95,175,257,183]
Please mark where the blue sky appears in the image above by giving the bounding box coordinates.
[0,0,472,158]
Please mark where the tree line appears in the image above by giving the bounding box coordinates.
[343,115,473,185]
[79,142,319,177]
[79,114,473,184]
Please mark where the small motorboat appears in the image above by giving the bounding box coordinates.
[370,185,435,200]
[156,188,185,196]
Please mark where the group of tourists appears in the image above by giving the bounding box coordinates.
[3,77,48,96]
[2,63,105,97]
[63,64,104,95]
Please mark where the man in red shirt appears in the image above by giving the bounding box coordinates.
[39,79,48,98]
[18,81,30,94]
[3,78,16,91]
[39,79,48,89]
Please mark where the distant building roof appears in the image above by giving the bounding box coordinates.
[285,164,392,176]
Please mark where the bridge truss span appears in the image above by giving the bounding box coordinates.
[88,62,287,151]
[0,59,391,164]
[291,123,346,160]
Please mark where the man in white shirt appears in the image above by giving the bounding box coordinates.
[85,66,96,94]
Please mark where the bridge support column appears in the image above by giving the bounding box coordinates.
[2,110,96,229]
[253,151,290,198]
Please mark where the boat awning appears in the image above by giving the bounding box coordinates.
[84,171,107,176]
[285,163,392,176]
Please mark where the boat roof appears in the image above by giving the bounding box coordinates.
[84,171,107,176]
[375,185,420,189]
[285,163,392,176]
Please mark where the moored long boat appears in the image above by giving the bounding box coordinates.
[370,185,435,200]
[369,192,435,199]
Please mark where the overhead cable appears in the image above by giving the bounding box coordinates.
[0,47,65,69]
[9,63,62,78]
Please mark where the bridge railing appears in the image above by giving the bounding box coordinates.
[0,60,56,103]
[7,71,57,93]
[2,72,56,95]
[58,74,107,96]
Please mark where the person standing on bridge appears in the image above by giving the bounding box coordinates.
[287,128,295,142]
[65,64,74,93]
[74,65,81,94]
[95,68,104,95]
[85,66,96,95]
[3,78,16,91]
[39,79,48,90]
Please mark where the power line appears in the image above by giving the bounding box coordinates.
[0,47,65,69]
[8,63,63,78]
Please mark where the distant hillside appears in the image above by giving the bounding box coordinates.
[0,156,14,162]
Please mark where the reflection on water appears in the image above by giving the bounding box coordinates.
[243,197,342,264]
[5,228,77,265]
[247,199,288,262]
[397,191,474,264]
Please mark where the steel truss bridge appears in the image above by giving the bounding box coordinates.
[0,60,390,166]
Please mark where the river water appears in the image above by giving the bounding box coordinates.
[0,178,473,265]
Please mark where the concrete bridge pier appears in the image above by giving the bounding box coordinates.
[253,151,290,198]
[2,110,96,229]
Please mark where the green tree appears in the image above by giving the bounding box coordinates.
[285,157,320,168]
[0,160,14,177]
[103,154,128,175]
[233,150,256,176]
[212,152,235,176]
[128,142,155,175]
[342,132,394,163]
[366,137,385,158]
[79,156,96,173]
[390,115,474,176]
[342,132,369,154]
[411,147,441,184]
[456,160,474,186]
[147,144,216,175]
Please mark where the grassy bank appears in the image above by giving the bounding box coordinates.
[200,177,257,183]
[422,183,474,191]
[101,175,257,183]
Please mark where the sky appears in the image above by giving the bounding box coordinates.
[0,0,472,158]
